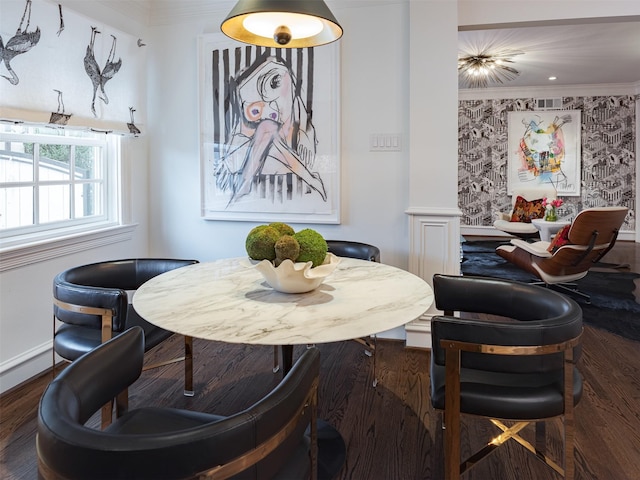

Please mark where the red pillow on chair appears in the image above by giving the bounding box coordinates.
[510,196,546,223]
[547,224,571,253]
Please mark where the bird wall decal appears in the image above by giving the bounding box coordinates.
[0,0,41,85]
[84,26,122,117]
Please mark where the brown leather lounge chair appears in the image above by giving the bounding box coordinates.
[495,207,628,302]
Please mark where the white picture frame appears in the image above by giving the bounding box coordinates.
[199,34,341,223]
[507,110,581,196]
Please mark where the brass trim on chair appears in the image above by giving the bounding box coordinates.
[198,378,319,480]
[439,331,582,480]
[441,336,582,356]
[53,298,114,341]
[53,298,115,429]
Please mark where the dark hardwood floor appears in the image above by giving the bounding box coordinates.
[1,240,639,479]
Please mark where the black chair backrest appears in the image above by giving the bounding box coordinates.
[53,259,198,331]
[38,327,320,480]
[326,240,380,262]
[431,274,582,374]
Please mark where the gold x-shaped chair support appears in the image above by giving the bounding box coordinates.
[460,419,565,477]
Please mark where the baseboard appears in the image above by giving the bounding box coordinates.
[0,340,52,394]
[405,314,433,349]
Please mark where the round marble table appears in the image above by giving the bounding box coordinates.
[133,256,434,350]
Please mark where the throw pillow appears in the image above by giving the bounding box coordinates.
[510,196,546,223]
[547,224,571,253]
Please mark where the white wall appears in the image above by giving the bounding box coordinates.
[145,2,416,269]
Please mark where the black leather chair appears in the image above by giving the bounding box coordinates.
[37,327,321,480]
[53,258,199,427]
[430,274,583,480]
[326,240,381,263]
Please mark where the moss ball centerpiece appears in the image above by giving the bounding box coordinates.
[244,223,339,293]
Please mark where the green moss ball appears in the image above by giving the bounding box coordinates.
[293,229,328,267]
[269,222,295,236]
[274,235,300,264]
[245,225,280,261]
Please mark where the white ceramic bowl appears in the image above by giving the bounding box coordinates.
[249,253,340,293]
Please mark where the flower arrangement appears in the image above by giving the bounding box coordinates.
[542,197,563,222]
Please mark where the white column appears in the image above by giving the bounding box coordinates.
[405,0,461,348]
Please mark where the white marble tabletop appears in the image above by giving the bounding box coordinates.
[133,257,434,346]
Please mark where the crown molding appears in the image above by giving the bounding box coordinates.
[459,82,640,101]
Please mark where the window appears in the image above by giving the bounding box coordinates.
[0,124,123,250]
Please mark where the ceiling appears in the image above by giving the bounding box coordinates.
[86,1,640,90]
[458,19,640,89]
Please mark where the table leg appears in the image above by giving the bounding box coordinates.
[280,345,346,478]
[280,345,294,377]
[313,420,346,479]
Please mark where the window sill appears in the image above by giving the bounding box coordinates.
[0,224,138,272]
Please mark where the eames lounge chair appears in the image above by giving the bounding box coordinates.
[495,206,628,302]
[53,258,199,427]
[493,185,558,239]
[37,327,322,480]
[430,274,583,480]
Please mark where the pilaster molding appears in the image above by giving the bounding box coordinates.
[404,208,461,349]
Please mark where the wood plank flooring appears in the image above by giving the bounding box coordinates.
[1,240,639,479]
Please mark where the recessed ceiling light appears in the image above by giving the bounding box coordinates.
[548,76,557,81]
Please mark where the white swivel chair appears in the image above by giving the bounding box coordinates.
[493,185,558,239]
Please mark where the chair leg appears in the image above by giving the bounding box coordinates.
[444,349,462,480]
[535,421,546,457]
[371,335,378,387]
[564,415,576,480]
[184,335,194,396]
[101,401,113,429]
[272,345,280,373]
[430,409,445,479]
[352,336,378,387]
[549,283,591,304]
[115,388,129,418]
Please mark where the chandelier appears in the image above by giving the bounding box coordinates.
[458,49,523,88]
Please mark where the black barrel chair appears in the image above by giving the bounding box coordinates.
[326,240,381,263]
[430,274,583,480]
[37,327,322,480]
[53,258,198,427]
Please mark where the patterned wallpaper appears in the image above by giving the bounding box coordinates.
[458,95,637,231]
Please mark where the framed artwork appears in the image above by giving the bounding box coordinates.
[199,33,341,223]
[507,110,581,196]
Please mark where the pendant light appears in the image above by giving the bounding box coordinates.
[221,0,342,48]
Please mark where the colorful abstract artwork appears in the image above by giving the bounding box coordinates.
[508,110,581,196]
[199,34,340,224]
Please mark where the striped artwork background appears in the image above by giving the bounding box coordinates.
[208,46,317,204]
